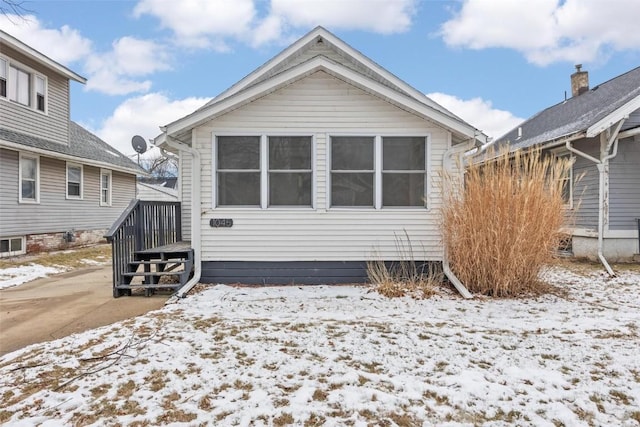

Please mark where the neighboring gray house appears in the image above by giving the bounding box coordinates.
[153,26,487,291]
[136,181,179,202]
[0,30,142,257]
[495,65,640,265]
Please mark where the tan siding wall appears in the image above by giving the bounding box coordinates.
[0,148,136,237]
[0,45,70,145]
[191,71,449,262]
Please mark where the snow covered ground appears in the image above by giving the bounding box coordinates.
[1,266,639,426]
[0,264,64,290]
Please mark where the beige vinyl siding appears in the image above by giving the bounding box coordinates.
[192,71,448,262]
[609,136,640,230]
[0,148,136,236]
[0,45,70,145]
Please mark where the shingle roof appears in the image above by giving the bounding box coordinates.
[495,66,640,150]
[0,122,144,174]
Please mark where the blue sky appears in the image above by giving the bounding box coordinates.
[2,0,639,156]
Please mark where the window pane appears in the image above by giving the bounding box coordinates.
[68,166,81,182]
[218,136,260,169]
[21,158,36,179]
[22,181,35,199]
[218,172,260,205]
[383,137,425,170]
[331,172,374,206]
[269,172,312,206]
[331,137,374,170]
[10,238,22,252]
[102,173,110,189]
[36,76,45,94]
[269,136,311,170]
[16,68,29,105]
[383,173,425,207]
[0,240,8,253]
[68,182,81,197]
[0,58,5,78]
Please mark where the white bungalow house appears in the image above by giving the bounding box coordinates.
[154,27,487,293]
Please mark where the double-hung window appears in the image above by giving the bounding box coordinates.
[100,169,112,206]
[556,153,573,208]
[330,135,428,208]
[0,56,46,112]
[66,163,83,199]
[215,135,313,208]
[19,153,39,203]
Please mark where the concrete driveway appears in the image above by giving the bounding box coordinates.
[0,266,167,356]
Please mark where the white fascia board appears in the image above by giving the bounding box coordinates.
[0,139,142,175]
[0,31,86,83]
[165,56,484,143]
[206,27,463,124]
[587,94,640,137]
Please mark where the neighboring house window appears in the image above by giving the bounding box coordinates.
[557,153,573,207]
[330,136,375,207]
[19,153,39,203]
[330,135,428,208]
[268,136,312,206]
[66,163,83,199]
[0,56,46,112]
[217,136,261,206]
[0,58,6,98]
[215,135,314,207]
[100,169,112,206]
[0,236,25,257]
[382,137,427,207]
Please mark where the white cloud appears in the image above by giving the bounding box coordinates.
[93,93,209,155]
[134,0,256,48]
[440,0,640,66]
[428,92,524,140]
[0,14,92,65]
[84,37,171,95]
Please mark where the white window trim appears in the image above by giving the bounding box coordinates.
[0,54,47,114]
[18,152,40,204]
[0,236,26,258]
[100,169,112,206]
[66,162,84,200]
[552,149,575,210]
[212,133,316,209]
[328,133,431,210]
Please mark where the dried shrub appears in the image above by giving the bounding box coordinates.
[442,148,572,297]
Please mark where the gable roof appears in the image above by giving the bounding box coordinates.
[495,66,640,151]
[159,27,486,145]
[0,29,86,83]
[0,122,144,174]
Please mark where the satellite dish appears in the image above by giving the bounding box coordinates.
[131,135,147,154]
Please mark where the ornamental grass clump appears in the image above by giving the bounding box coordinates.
[442,148,573,297]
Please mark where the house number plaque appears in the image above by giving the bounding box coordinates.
[210,218,233,228]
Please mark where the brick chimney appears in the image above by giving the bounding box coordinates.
[571,64,589,97]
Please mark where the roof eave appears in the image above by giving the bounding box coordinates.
[163,56,485,143]
[0,30,86,83]
[586,94,640,137]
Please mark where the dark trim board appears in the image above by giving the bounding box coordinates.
[200,260,437,285]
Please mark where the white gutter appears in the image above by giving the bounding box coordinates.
[163,132,202,298]
[442,136,477,299]
[565,118,625,277]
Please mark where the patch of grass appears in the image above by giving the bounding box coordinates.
[144,369,167,392]
[369,251,444,300]
[589,394,606,413]
[0,244,111,269]
[609,389,632,405]
[312,389,328,401]
[274,413,294,426]
[423,390,450,405]
[304,413,326,426]
[90,383,111,398]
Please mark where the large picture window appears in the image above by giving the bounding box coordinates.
[217,136,261,206]
[330,136,374,207]
[330,135,428,209]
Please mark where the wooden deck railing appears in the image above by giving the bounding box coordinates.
[104,200,182,289]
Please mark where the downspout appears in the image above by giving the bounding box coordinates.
[565,118,625,277]
[163,132,202,298]
[442,136,477,299]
